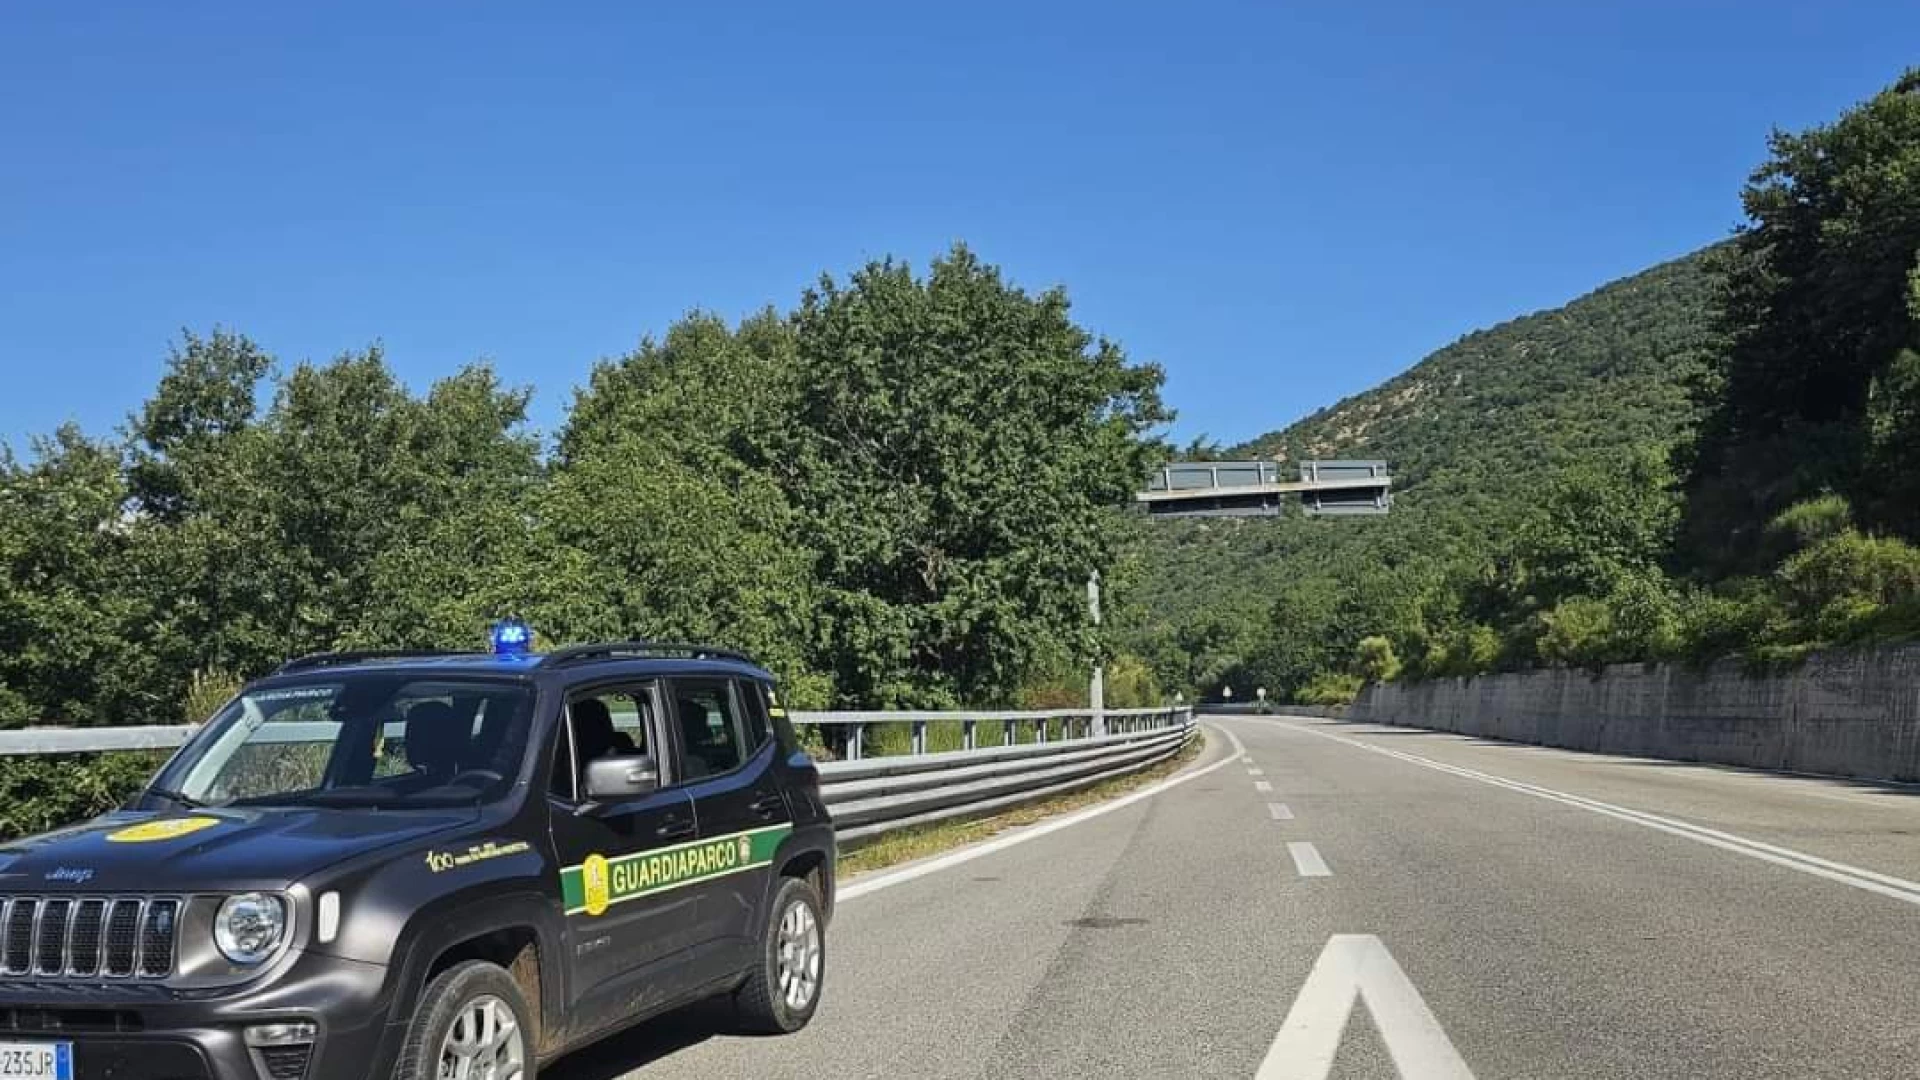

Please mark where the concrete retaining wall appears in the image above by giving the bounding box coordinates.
[1349,645,1920,782]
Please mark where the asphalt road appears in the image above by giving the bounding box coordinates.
[550,714,1920,1079]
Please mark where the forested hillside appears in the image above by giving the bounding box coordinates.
[1121,69,1920,703]
[1116,253,1717,698]
[1235,255,1713,505]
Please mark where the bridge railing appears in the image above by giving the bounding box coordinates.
[0,706,1198,848]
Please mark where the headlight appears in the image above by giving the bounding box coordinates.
[214,892,288,965]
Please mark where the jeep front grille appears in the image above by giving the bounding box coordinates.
[0,897,179,979]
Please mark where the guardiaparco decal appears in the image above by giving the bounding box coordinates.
[562,825,791,916]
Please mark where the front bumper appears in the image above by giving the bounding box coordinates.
[0,949,396,1080]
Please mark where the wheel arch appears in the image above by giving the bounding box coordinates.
[763,829,835,925]
[385,890,568,1057]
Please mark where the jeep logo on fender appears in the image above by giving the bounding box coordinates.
[562,825,791,916]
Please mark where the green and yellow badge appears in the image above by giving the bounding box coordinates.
[106,816,220,843]
[581,854,612,916]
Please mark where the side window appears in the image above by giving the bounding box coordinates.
[551,684,657,802]
[738,680,773,752]
[762,683,802,751]
[548,717,576,801]
[671,680,749,780]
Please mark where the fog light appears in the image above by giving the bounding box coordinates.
[244,1022,316,1047]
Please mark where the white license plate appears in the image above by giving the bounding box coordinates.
[0,1043,70,1080]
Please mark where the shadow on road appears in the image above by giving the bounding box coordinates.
[1603,754,1920,799]
[1276,714,1920,801]
[544,999,744,1080]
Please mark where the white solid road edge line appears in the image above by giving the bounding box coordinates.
[838,725,1249,902]
[1262,717,1920,908]
[1288,841,1331,877]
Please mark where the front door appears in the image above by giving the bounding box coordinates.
[667,678,792,972]
[547,682,702,1040]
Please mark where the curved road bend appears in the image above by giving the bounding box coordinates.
[553,714,1920,1079]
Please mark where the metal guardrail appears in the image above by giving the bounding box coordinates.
[802,708,1195,844]
[0,707,1199,848]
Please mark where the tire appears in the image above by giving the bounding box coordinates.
[733,876,826,1035]
[394,960,537,1080]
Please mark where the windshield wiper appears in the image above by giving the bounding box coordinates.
[142,787,206,810]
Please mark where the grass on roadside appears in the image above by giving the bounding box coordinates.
[837,732,1207,876]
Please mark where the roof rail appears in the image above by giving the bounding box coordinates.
[276,649,482,674]
[536,641,760,669]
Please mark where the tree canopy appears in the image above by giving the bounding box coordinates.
[0,246,1168,725]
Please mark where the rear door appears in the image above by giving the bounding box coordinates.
[667,677,791,970]
[546,682,703,1038]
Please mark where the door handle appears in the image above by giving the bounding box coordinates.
[655,818,696,841]
[749,793,786,818]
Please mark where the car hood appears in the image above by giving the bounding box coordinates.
[0,806,476,893]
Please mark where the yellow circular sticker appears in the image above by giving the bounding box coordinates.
[581,854,611,917]
[106,817,220,844]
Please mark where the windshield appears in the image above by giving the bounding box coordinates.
[150,673,536,809]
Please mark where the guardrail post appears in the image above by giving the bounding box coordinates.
[1035,716,1047,745]
[911,720,927,755]
[1003,719,1015,747]
[963,719,977,752]
[849,725,864,761]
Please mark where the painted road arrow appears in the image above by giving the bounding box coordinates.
[1257,934,1476,1080]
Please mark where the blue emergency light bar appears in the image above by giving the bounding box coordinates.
[490,619,533,657]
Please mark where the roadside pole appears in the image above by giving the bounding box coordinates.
[1089,571,1106,736]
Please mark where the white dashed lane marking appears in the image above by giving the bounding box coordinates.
[1268,802,1294,820]
[1288,842,1331,877]
[1255,780,1274,793]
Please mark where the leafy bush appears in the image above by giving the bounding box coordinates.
[1676,582,1778,663]
[182,667,243,723]
[1604,574,1683,660]
[1778,529,1920,614]
[1353,636,1402,682]
[1102,655,1164,708]
[1535,596,1615,668]
[1766,495,1854,554]
[1296,671,1362,707]
[0,751,166,841]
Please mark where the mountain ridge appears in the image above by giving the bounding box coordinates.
[1224,250,1717,495]
[1121,247,1722,694]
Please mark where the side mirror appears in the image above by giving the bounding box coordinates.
[584,755,660,800]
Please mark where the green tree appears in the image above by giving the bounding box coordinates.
[546,312,828,703]
[783,246,1169,706]
[1516,451,1678,604]
[0,427,154,725]
[1683,70,1920,564]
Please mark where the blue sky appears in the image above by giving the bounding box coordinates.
[2,1,1914,451]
